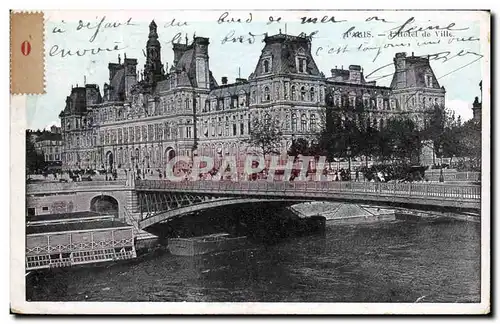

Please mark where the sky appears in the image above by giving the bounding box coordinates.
[26,10,487,130]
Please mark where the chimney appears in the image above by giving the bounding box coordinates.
[108,63,121,82]
[173,43,188,68]
[221,76,228,85]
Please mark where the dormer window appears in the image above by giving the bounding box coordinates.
[262,58,272,74]
[296,47,307,73]
[425,74,433,87]
[296,57,307,73]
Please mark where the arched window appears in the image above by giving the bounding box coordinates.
[291,86,296,100]
[264,113,271,124]
[300,87,306,101]
[291,113,297,132]
[301,114,307,131]
[264,86,270,102]
[309,87,315,101]
[263,60,270,73]
[310,114,317,131]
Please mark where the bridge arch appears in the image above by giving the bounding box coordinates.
[139,197,310,230]
[90,195,119,216]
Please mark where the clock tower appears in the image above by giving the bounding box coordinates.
[144,20,164,85]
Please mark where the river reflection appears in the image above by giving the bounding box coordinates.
[27,220,480,302]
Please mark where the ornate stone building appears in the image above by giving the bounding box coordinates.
[59,21,446,172]
[30,125,63,165]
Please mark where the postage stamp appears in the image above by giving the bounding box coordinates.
[10,11,45,94]
[11,10,490,314]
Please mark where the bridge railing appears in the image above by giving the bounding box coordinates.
[26,180,127,193]
[135,180,480,200]
[424,171,480,182]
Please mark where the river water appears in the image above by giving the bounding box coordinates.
[27,220,480,303]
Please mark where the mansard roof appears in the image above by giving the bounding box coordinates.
[250,33,322,78]
[109,68,125,101]
[36,132,62,142]
[209,81,251,98]
[390,53,443,90]
[61,86,87,115]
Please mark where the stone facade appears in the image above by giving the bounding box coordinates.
[59,21,446,172]
[33,126,63,163]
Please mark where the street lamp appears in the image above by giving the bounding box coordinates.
[438,145,444,183]
[392,144,398,165]
[346,145,352,181]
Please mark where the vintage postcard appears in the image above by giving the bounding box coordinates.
[10,10,490,314]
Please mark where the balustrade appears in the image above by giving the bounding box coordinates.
[135,179,480,201]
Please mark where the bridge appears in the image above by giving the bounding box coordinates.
[135,180,481,230]
[26,176,481,234]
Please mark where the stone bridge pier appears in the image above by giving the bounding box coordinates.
[26,171,140,219]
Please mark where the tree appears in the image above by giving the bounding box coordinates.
[438,124,462,164]
[246,116,283,157]
[317,108,346,166]
[318,95,372,167]
[26,131,45,175]
[423,104,463,165]
[424,104,446,143]
[288,138,312,157]
[457,119,481,170]
[377,118,421,164]
[357,118,380,167]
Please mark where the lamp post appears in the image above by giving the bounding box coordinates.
[346,145,352,181]
[393,144,398,165]
[439,145,444,183]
